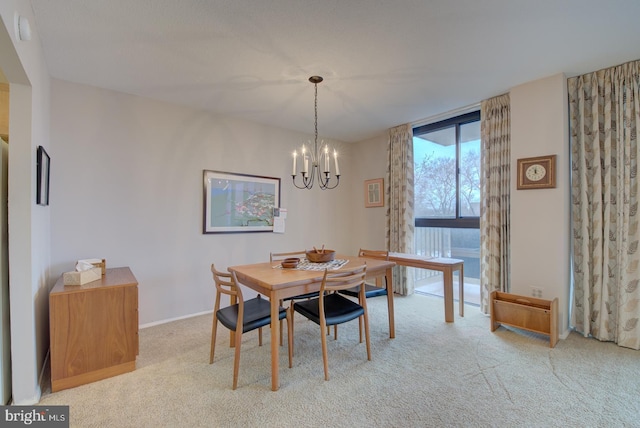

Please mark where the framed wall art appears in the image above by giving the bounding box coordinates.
[364,178,384,208]
[516,155,556,190]
[36,146,50,206]
[203,170,280,233]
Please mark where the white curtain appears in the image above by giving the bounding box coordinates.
[569,59,640,350]
[479,94,511,314]
[386,124,414,295]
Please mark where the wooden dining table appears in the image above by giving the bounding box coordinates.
[228,254,396,391]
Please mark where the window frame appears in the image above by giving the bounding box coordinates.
[413,110,480,229]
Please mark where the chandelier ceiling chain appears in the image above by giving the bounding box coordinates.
[291,76,340,190]
[314,79,318,151]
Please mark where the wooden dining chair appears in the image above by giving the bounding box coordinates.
[339,249,389,341]
[209,264,292,389]
[292,264,370,381]
[270,250,321,345]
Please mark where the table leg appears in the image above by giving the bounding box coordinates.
[458,264,464,317]
[384,267,395,338]
[270,296,280,391]
[443,268,454,323]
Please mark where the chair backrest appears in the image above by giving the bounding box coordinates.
[270,250,306,263]
[211,264,245,312]
[320,264,367,295]
[358,248,389,260]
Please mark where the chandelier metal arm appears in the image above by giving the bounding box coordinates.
[292,166,340,190]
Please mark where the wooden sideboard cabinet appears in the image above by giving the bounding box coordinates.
[49,266,139,392]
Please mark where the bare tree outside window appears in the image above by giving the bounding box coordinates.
[414,152,456,217]
[413,146,480,218]
[459,148,481,216]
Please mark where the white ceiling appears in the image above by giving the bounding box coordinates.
[29,0,640,143]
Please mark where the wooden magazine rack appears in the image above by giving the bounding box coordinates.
[490,291,558,348]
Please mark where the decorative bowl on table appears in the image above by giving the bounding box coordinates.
[305,249,336,263]
[281,258,300,269]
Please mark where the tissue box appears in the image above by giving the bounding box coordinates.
[78,258,106,275]
[63,267,102,285]
[90,259,106,275]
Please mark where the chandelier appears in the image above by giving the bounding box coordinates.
[291,76,340,190]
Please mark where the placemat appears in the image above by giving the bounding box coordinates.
[274,259,349,271]
[296,259,349,270]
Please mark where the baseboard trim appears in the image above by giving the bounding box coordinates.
[140,309,213,329]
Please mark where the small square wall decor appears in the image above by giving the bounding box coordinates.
[364,178,384,207]
[516,155,556,190]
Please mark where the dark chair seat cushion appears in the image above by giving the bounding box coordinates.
[294,293,364,326]
[340,283,387,298]
[217,297,287,333]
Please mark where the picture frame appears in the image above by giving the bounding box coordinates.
[516,155,556,190]
[364,178,384,208]
[203,170,280,234]
[36,146,50,206]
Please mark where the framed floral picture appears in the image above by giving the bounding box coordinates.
[364,178,384,208]
[203,170,280,233]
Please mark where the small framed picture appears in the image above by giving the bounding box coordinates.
[36,146,50,206]
[364,178,384,208]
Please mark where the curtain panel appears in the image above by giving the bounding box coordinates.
[568,59,640,350]
[386,124,414,295]
[479,94,511,314]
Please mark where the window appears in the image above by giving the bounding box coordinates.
[413,111,481,305]
[413,111,480,228]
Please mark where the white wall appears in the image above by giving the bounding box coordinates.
[349,134,388,253]
[510,73,571,337]
[49,79,355,325]
[0,0,52,405]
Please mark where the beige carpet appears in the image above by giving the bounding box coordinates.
[39,294,639,428]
